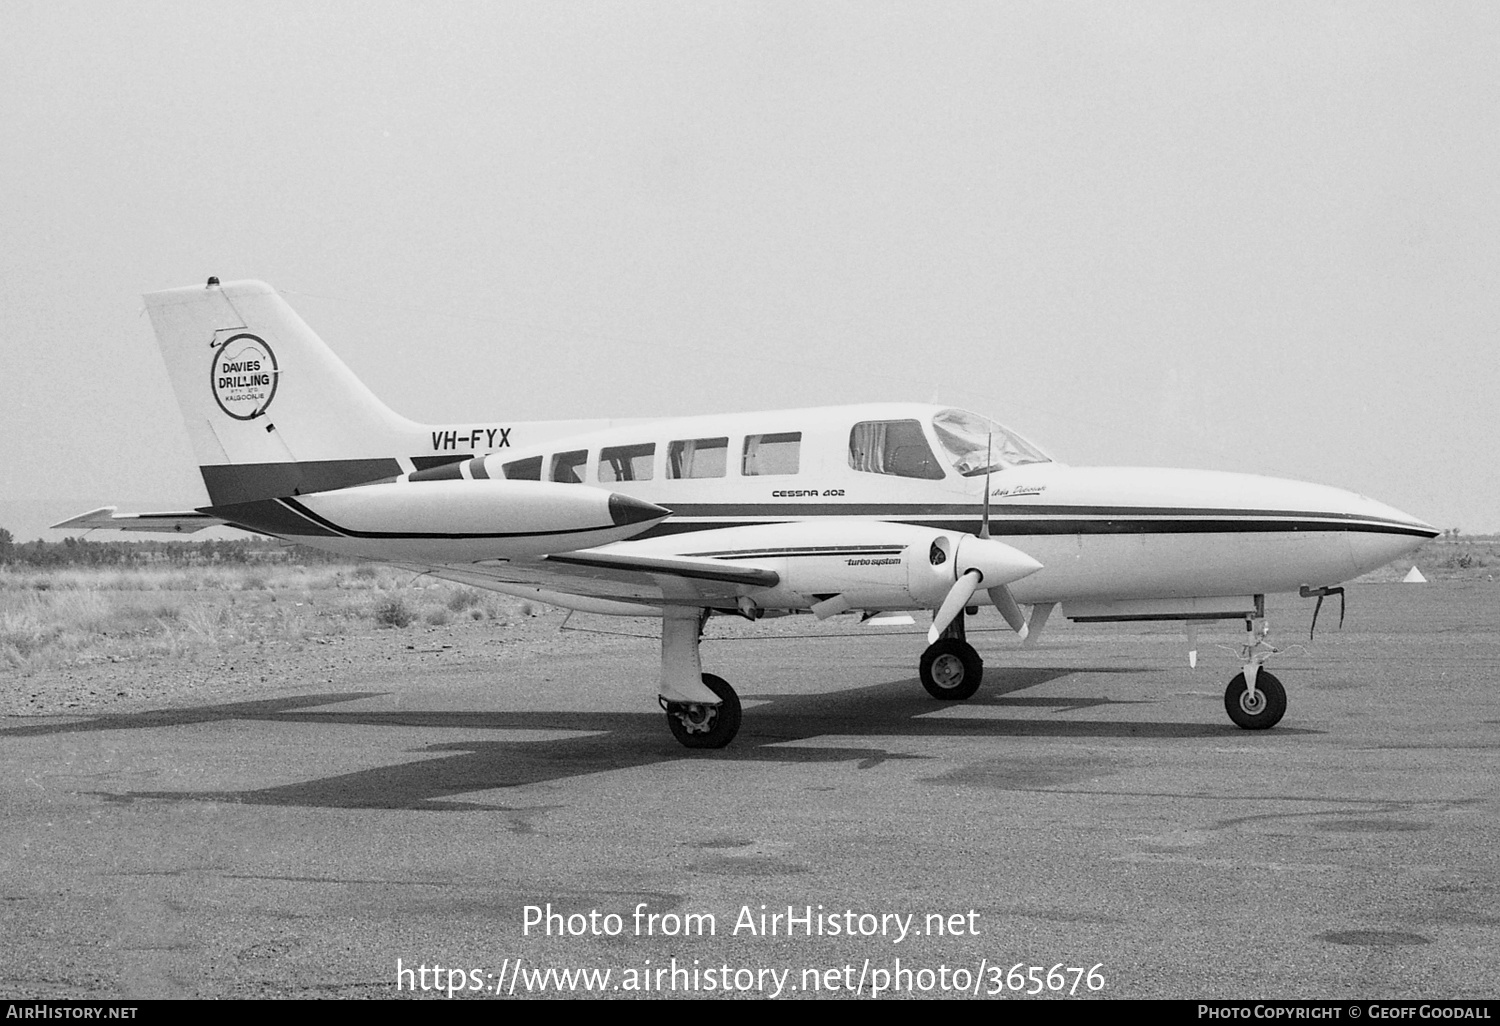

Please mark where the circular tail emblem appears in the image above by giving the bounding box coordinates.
[211,333,279,420]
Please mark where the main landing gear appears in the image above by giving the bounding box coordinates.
[658,609,741,749]
[663,673,742,749]
[1223,610,1286,730]
[919,614,983,700]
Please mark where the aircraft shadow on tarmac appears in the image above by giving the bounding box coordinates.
[4,668,1317,811]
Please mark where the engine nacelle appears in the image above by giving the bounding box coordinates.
[659,521,1042,614]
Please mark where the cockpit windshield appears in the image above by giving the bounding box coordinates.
[931,408,1051,475]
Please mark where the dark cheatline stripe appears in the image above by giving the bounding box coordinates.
[545,553,779,587]
[468,458,491,480]
[657,502,1435,536]
[635,516,1436,541]
[684,545,907,559]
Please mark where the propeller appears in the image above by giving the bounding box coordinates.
[927,435,1043,644]
[926,535,1043,643]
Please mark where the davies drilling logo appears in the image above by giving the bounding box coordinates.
[211,333,279,420]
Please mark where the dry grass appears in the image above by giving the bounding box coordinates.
[0,563,522,672]
[1358,541,1500,583]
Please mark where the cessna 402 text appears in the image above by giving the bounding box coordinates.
[58,279,1438,749]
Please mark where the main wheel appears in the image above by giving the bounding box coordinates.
[1224,670,1286,730]
[919,639,983,700]
[666,673,742,749]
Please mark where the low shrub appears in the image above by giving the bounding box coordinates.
[446,589,482,612]
[373,597,413,628]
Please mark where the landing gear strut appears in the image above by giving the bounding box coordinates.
[658,609,741,749]
[1223,603,1286,730]
[919,614,983,700]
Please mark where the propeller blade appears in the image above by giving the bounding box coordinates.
[927,569,983,644]
[988,583,1028,636]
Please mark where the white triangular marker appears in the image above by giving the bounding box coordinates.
[1403,566,1427,583]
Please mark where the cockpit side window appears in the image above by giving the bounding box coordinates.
[848,420,944,479]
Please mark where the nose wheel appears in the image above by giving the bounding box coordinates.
[1224,670,1286,729]
[919,638,983,700]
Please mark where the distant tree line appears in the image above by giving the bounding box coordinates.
[0,527,352,567]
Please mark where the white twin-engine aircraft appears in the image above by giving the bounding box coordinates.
[59,278,1438,749]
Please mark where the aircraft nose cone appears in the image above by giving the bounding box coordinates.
[1343,497,1438,574]
[608,493,672,526]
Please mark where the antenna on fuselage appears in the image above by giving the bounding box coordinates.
[979,434,993,539]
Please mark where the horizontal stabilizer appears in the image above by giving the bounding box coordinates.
[52,506,225,534]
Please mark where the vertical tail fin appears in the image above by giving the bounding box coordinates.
[145,279,424,505]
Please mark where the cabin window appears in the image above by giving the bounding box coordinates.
[550,449,588,484]
[667,437,728,479]
[742,432,801,476]
[599,442,655,482]
[848,420,944,479]
[501,455,542,481]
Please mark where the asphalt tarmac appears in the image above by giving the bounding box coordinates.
[2,582,1497,1000]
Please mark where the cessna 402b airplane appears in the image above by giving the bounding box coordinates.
[58,278,1439,749]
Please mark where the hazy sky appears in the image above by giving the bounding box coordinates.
[2,1,1496,539]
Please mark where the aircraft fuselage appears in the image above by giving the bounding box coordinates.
[390,402,1433,610]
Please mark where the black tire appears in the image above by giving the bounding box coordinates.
[666,673,742,749]
[919,639,983,700]
[1224,670,1286,730]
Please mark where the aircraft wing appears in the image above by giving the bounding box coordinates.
[51,506,226,534]
[400,550,778,608]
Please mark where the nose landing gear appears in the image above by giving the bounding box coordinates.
[1224,608,1286,729]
